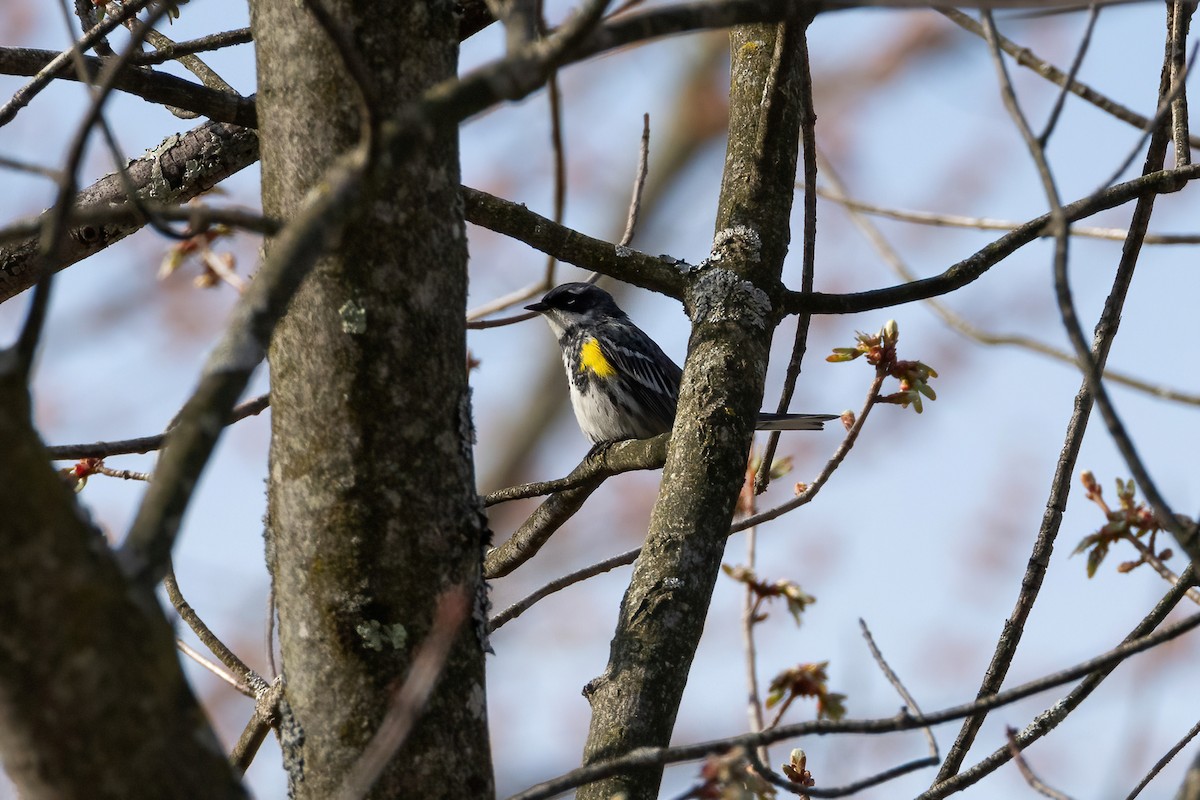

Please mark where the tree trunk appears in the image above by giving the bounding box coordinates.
[251,1,494,797]
[578,14,814,800]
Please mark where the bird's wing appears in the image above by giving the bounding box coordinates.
[599,331,682,430]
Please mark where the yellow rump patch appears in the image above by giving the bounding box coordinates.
[579,337,616,378]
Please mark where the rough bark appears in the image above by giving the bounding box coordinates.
[577,13,814,800]
[0,370,245,799]
[252,0,494,798]
[0,120,260,303]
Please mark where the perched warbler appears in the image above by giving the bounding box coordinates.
[527,282,836,444]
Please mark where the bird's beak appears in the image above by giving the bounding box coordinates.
[525,301,548,313]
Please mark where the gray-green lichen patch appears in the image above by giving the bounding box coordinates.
[708,225,761,265]
[338,299,367,334]
[142,134,184,201]
[686,267,772,330]
[356,619,407,652]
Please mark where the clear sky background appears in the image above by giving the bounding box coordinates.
[2,2,1198,798]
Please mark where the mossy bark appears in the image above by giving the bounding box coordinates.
[252,1,494,797]
[577,13,815,800]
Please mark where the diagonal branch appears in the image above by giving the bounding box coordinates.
[0,119,260,303]
[0,47,255,125]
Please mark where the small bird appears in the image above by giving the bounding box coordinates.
[526,282,837,444]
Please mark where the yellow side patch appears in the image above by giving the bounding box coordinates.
[579,337,616,378]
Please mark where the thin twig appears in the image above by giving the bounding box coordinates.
[754,23,818,495]
[938,7,1200,151]
[55,0,209,243]
[0,154,61,181]
[229,676,283,775]
[814,160,1200,408]
[484,434,668,578]
[935,10,1080,785]
[128,28,253,66]
[1005,727,1075,800]
[731,372,879,533]
[919,567,1198,800]
[741,523,768,766]
[1125,717,1200,799]
[465,111,651,329]
[542,62,567,288]
[620,113,652,248]
[176,639,251,696]
[507,598,1200,800]
[810,184,1200,245]
[1050,14,1200,566]
[10,276,53,381]
[95,465,152,481]
[1168,0,1194,167]
[46,392,270,460]
[490,375,870,625]
[230,713,272,775]
[859,619,938,762]
[1118,533,1200,605]
[164,566,256,681]
[489,546,638,631]
[747,745,939,799]
[0,0,153,127]
[1100,37,1200,188]
[1037,4,1100,146]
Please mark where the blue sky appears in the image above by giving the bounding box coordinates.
[2,2,1198,798]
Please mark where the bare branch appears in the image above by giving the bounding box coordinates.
[921,566,1198,799]
[0,0,153,127]
[786,161,1200,316]
[860,619,938,763]
[118,138,371,589]
[1125,718,1200,798]
[489,547,638,631]
[1038,5,1100,145]
[939,7,1200,150]
[619,112,652,248]
[164,566,257,683]
[754,21,818,495]
[815,160,1200,407]
[811,183,1200,244]
[176,639,251,696]
[731,372,880,533]
[1006,727,1075,800]
[0,120,261,303]
[129,28,253,66]
[46,392,270,460]
[483,434,667,578]
[1168,0,1193,166]
[511,580,1200,800]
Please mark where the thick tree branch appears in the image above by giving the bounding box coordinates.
[0,120,260,302]
[484,435,668,578]
[577,11,816,799]
[0,371,246,799]
[463,186,687,298]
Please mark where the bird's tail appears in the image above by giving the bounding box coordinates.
[754,412,839,431]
